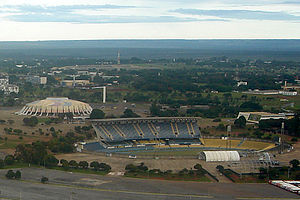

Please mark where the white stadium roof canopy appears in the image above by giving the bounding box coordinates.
[202,151,240,162]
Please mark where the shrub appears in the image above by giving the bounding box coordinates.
[15,170,21,179]
[79,161,89,169]
[291,137,298,142]
[69,160,78,169]
[4,155,14,165]
[5,170,15,179]
[90,161,100,170]
[41,176,49,184]
[0,159,4,168]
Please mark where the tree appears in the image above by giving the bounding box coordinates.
[45,155,59,167]
[15,170,21,179]
[23,116,38,126]
[79,161,89,169]
[290,159,299,169]
[125,164,138,173]
[150,103,161,116]
[216,165,224,172]
[5,170,15,179]
[0,159,4,168]
[69,160,78,169]
[41,176,49,184]
[60,159,69,170]
[194,164,203,171]
[240,101,263,111]
[121,109,140,118]
[4,155,14,165]
[234,116,246,128]
[99,163,111,172]
[137,162,148,172]
[90,109,105,119]
[90,161,100,170]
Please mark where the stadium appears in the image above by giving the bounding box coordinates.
[85,117,278,159]
[17,97,92,117]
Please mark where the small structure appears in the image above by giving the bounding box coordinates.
[237,81,248,87]
[200,151,240,162]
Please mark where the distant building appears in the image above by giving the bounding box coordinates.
[2,84,19,94]
[0,76,19,94]
[237,112,286,123]
[279,91,298,96]
[61,80,90,87]
[243,90,279,95]
[237,81,248,87]
[25,76,47,85]
[40,77,47,85]
[0,77,9,85]
[78,71,89,75]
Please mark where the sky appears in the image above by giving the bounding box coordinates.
[0,0,300,41]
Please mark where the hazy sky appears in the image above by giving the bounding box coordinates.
[0,0,300,41]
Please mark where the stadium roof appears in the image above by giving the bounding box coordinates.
[89,117,200,123]
[17,97,92,117]
[202,151,240,162]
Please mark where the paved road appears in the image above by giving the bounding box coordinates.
[0,168,298,200]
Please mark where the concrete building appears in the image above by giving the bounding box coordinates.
[40,77,47,85]
[237,81,248,87]
[0,76,19,94]
[2,84,19,94]
[0,77,9,85]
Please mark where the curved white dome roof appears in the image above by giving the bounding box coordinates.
[18,97,92,116]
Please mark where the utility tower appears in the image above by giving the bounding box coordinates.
[117,51,121,65]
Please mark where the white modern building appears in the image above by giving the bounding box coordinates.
[200,151,240,162]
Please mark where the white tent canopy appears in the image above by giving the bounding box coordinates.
[202,151,240,162]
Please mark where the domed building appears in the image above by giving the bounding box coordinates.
[17,97,92,117]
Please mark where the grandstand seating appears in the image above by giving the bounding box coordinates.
[92,120,201,142]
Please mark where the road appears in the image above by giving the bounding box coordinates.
[0,168,298,200]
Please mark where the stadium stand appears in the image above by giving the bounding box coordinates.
[90,117,201,148]
[89,118,276,152]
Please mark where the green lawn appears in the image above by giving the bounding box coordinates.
[129,149,202,156]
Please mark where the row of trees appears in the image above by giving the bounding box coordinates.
[125,163,207,178]
[60,159,111,172]
[1,152,111,173]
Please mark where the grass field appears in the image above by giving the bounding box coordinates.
[132,149,202,156]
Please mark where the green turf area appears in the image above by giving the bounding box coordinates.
[128,149,203,156]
